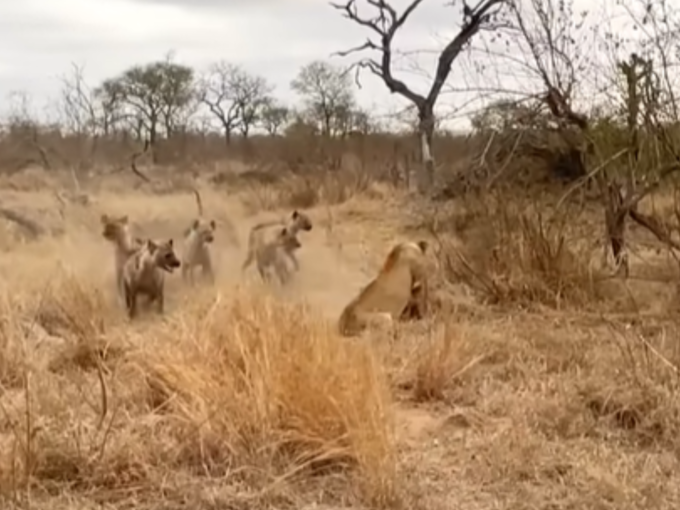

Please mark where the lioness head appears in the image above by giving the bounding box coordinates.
[148,239,181,273]
[190,218,216,244]
[291,210,313,232]
[101,214,130,242]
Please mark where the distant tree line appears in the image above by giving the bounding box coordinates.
[46,55,377,148]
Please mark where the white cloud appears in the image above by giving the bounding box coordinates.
[0,0,638,130]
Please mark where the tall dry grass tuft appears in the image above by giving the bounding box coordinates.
[377,320,487,404]
[0,279,397,508]
[408,323,487,403]
[0,295,28,389]
[582,321,680,449]
[136,292,397,502]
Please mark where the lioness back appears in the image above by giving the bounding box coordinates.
[338,240,429,336]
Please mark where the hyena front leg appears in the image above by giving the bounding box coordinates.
[156,288,164,315]
[125,285,138,319]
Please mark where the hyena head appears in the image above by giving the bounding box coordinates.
[147,239,181,273]
[290,210,313,233]
[190,218,216,244]
[101,214,131,243]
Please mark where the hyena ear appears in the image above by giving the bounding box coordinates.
[292,210,299,219]
[280,227,289,236]
[417,240,428,253]
[192,219,200,230]
[146,239,158,253]
[210,219,216,230]
[167,238,174,248]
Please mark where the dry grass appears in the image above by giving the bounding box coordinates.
[0,274,396,509]
[1,160,680,510]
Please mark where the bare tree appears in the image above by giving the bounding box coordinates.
[199,62,241,145]
[96,54,195,158]
[57,63,105,171]
[333,105,374,136]
[290,60,355,137]
[4,91,52,171]
[260,99,290,136]
[506,0,680,274]
[93,82,125,136]
[199,62,272,143]
[333,0,508,192]
[233,72,273,138]
[59,63,99,136]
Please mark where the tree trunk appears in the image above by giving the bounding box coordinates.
[605,183,629,277]
[149,125,159,165]
[416,106,436,193]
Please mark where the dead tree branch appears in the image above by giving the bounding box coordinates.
[332,0,507,192]
[507,3,680,274]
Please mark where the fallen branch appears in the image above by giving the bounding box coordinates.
[624,162,680,210]
[629,207,680,252]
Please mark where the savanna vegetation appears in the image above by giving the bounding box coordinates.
[2,0,680,509]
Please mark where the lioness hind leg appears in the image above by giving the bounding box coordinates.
[341,311,393,338]
[366,312,394,330]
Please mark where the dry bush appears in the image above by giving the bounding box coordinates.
[583,322,680,448]
[0,276,397,508]
[436,191,601,308]
[241,170,391,214]
[385,321,487,403]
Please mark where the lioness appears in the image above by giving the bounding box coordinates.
[256,227,302,285]
[242,210,312,275]
[122,238,181,319]
[101,214,144,300]
[338,240,430,337]
[181,188,217,284]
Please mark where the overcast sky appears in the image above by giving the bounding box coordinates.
[0,0,644,130]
